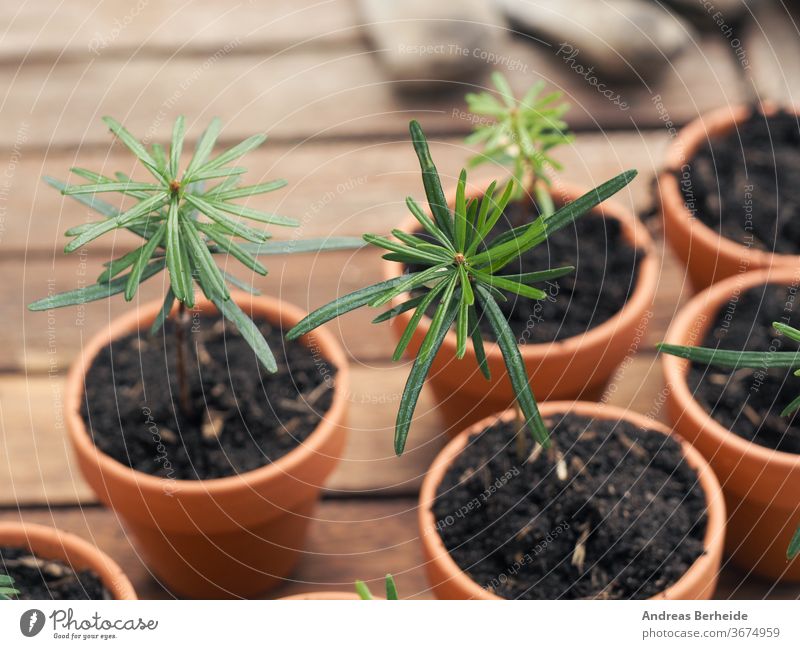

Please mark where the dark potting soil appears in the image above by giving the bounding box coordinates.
[678,108,800,254]
[432,415,707,599]
[82,315,336,480]
[0,546,109,600]
[686,282,800,453]
[408,199,643,343]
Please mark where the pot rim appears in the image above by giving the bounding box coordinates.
[659,102,800,268]
[418,401,726,600]
[0,522,137,600]
[278,591,363,600]
[382,178,659,360]
[662,267,800,469]
[64,291,350,495]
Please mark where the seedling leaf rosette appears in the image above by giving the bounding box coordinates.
[658,321,800,559]
[28,116,363,411]
[288,119,637,455]
[466,71,573,214]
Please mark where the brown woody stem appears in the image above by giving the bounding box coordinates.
[175,301,191,416]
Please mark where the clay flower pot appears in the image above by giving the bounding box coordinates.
[418,401,726,600]
[383,181,658,433]
[662,267,800,581]
[0,522,137,600]
[65,293,349,598]
[659,104,800,291]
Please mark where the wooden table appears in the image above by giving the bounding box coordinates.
[1,0,798,599]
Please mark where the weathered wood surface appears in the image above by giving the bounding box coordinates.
[0,504,796,600]
[0,132,667,252]
[0,3,746,150]
[1,0,797,601]
[0,1,359,63]
[743,1,800,106]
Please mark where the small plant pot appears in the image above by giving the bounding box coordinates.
[65,293,349,598]
[418,401,725,600]
[662,267,800,581]
[383,181,658,433]
[659,104,800,291]
[0,522,137,600]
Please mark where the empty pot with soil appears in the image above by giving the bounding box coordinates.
[65,294,349,598]
[0,522,136,600]
[662,268,800,580]
[386,182,657,433]
[659,104,800,291]
[418,402,725,599]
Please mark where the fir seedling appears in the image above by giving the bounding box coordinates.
[355,574,399,600]
[657,321,800,559]
[465,72,573,214]
[0,574,18,600]
[28,116,361,415]
[288,120,637,455]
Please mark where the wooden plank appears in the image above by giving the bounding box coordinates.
[3,131,668,254]
[0,500,434,600]
[0,130,671,370]
[0,363,447,505]
[0,38,743,151]
[0,0,359,63]
[1,503,796,599]
[1,224,682,378]
[743,3,800,105]
[0,51,410,150]
[2,249,397,371]
[0,348,702,508]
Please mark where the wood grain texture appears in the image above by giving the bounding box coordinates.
[0,500,434,600]
[0,364,448,505]
[0,350,707,507]
[1,502,796,600]
[0,37,742,150]
[2,0,793,602]
[0,0,359,63]
[743,2,800,105]
[0,131,667,253]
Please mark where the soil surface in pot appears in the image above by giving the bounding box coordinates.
[82,314,336,480]
[432,414,706,599]
[409,202,643,342]
[678,108,800,254]
[686,282,800,453]
[0,546,109,599]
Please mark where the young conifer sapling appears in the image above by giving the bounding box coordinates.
[287,120,636,455]
[466,72,573,215]
[28,116,361,419]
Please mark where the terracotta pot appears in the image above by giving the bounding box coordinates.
[418,401,726,600]
[279,592,361,600]
[0,522,137,600]
[662,267,800,581]
[65,292,349,598]
[383,181,658,433]
[659,103,800,291]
